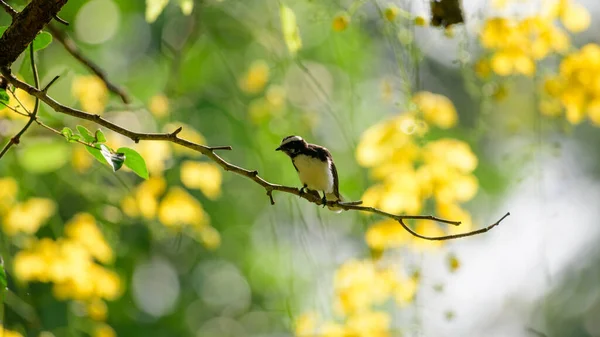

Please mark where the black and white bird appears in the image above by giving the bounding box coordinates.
[276,135,343,212]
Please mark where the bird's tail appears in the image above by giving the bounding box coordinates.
[326,193,343,213]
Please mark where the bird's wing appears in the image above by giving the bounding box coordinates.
[312,145,341,199]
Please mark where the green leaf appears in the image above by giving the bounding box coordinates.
[280,5,302,55]
[32,31,52,51]
[95,130,107,143]
[76,125,95,142]
[61,127,73,140]
[86,145,108,165]
[146,0,170,23]
[18,140,69,173]
[117,147,149,179]
[100,144,125,172]
[0,259,6,290]
[179,0,193,15]
[0,88,9,105]
[0,26,8,36]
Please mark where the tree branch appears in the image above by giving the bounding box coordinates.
[0,44,40,158]
[0,0,17,18]
[47,24,130,103]
[0,0,68,67]
[0,67,510,240]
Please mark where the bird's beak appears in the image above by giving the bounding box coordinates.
[275,146,281,151]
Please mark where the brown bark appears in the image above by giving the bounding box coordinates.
[0,0,68,67]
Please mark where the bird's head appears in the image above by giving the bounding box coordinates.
[276,135,307,157]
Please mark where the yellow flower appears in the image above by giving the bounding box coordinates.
[395,276,418,305]
[72,75,108,114]
[365,219,410,250]
[448,253,460,272]
[356,115,415,167]
[86,298,108,321]
[93,324,116,337]
[320,322,347,337]
[239,60,270,94]
[560,1,590,33]
[137,141,171,175]
[412,91,458,129]
[0,87,33,120]
[3,198,55,235]
[180,161,222,199]
[295,311,319,336]
[334,260,398,316]
[332,13,350,32]
[0,177,18,213]
[414,16,427,26]
[384,6,398,22]
[148,94,169,118]
[410,221,445,249]
[72,145,93,173]
[1,328,24,337]
[346,311,390,337]
[158,187,208,228]
[422,139,478,173]
[65,213,113,264]
[197,225,221,250]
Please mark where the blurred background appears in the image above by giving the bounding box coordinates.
[2,0,600,336]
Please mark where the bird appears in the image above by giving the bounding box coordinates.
[276,135,343,213]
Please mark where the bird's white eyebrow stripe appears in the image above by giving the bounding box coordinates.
[280,136,303,146]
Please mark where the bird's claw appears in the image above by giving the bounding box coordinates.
[321,195,327,208]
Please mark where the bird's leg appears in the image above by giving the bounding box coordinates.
[321,192,327,208]
[299,184,308,195]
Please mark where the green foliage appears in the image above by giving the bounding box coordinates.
[0,88,9,106]
[32,32,52,51]
[18,140,70,173]
[117,147,149,179]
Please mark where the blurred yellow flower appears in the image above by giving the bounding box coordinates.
[1,328,24,337]
[121,176,166,219]
[71,145,93,173]
[148,94,169,118]
[422,139,478,173]
[3,198,55,235]
[72,75,108,114]
[197,225,221,250]
[559,1,590,33]
[334,259,398,316]
[158,187,208,228]
[86,298,108,321]
[65,213,113,264]
[384,6,398,22]
[395,276,418,305]
[411,221,444,250]
[239,60,270,94]
[448,253,460,272]
[332,13,350,32]
[346,311,390,337]
[93,324,116,337]
[181,161,222,199]
[0,87,33,120]
[164,122,206,158]
[365,219,410,250]
[0,177,18,212]
[414,16,427,26]
[137,141,171,175]
[295,311,319,336]
[412,91,458,128]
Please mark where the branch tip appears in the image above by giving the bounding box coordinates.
[171,126,183,137]
[208,145,233,151]
[267,190,275,205]
[42,75,60,92]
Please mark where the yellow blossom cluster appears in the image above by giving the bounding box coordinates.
[295,259,417,337]
[357,91,477,250]
[120,177,221,250]
[477,0,590,77]
[72,75,108,114]
[542,44,600,125]
[0,177,55,235]
[13,213,120,320]
[239,60,270,94]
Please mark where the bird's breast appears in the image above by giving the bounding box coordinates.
[292,155,334,193]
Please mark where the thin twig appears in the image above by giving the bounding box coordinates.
[0,100,29,117]
[397,212,510,241]
[0,44,39,158]
[53,15,69,26]
[46,24,130,103]
[1,67,511,240]
[0,0,17,18]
